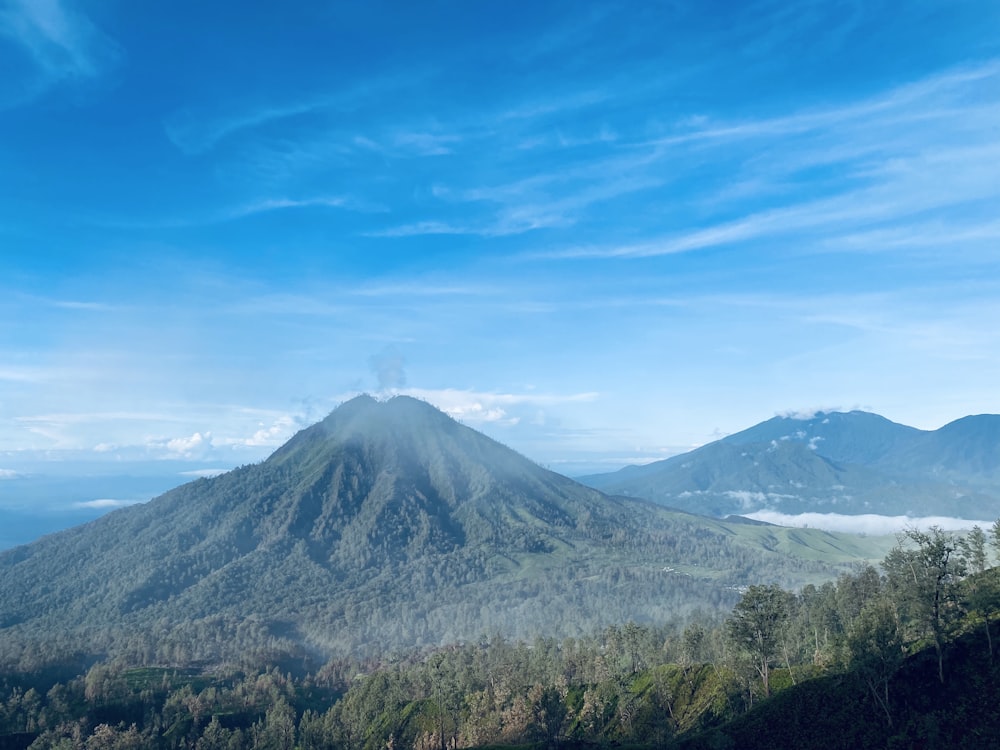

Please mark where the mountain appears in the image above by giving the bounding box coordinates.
[890,414,1000,482]
[0,396,892,669]
[580,410,1000,519]
[720,411,923,464]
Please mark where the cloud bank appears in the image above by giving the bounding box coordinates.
[744,510,994,536]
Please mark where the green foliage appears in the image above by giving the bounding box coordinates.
[2,554,1000,750]
[883,527,966,683]
[725,585,790,697]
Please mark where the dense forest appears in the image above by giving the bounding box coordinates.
[3,523,1000,749]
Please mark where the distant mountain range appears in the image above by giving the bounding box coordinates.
[0,396,893,667]
[579,411,1000,519]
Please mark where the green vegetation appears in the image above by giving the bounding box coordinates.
[2,524,999,749]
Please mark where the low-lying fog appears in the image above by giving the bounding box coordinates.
[745,510,995,536]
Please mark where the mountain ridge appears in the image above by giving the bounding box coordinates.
[579,409,1000,518]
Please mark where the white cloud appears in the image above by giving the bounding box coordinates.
[163,69,430,154]
[744,510,993,535]
[0,469,22,479]
[0,0,122,96]
[363,221,481,238]
[537,61,1000,262]
[386,131,462,157]
[225,196,347,218]
[777,407,843,419]
[216,416,297,448]
[20,295,122,312]
[446,403,518,425]
[92,194,389,231]
[0,366,63,383]
[163,431,212,456]
[402,387,598,426]
[179,468,229,478]
[73,498,143,510]
[350,281,496,298]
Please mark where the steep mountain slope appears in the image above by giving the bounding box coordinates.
[720,410,923,464]
[889,414,1000,482]
[678,622,1000,750]
[0,396,892,667]
[581,411,1000,518]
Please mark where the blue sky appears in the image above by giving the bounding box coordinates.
[2,0,1000,509]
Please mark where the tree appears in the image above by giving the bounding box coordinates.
[252,697,296,750]
[680,623,706,674]
[847,598,904,727]
[527,682,567,745]
[991,519,1000,564]
[961,525,999,657]
[85,723,143,750]
[196,717,233,750]
[726,584,790,698]
[883,526,966,683]
[961,526,988,575]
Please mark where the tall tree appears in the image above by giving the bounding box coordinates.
[726,584,790,698]
[961,525,998,657]
[991,519,1000,564]
[847,598,904,728]
[883,526,966,683]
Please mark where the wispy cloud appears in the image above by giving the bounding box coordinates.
[228,196,348,216]
[644,61,1000,151]
[15,411,193,452]
[224,293,352,317]
[400,387,599,427]
[91,192,386,230]
[16,293,124,312]
[829,218,1000,253]
[222,195,388,220]
[179,468,229,478]
[496,89,611,123]
[215,416,296,448]
[0,0,122,100]
[0,366,60,383]
[350,281,498,298]
[372,167,662,240]
[165,99,328,156]
[163,68,434,155]
[73,498,143,510]
[364,221,479,238]
[361,66,994,256]
[543,139,1000,260]
[777,407,850,420]
[357,130,464,157]
[519,59,1000,260]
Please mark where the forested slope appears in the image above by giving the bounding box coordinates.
[3,525,1000,749]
